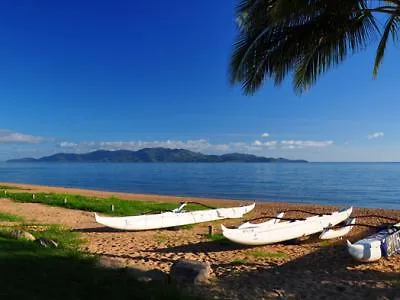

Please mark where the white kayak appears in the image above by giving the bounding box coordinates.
[319,218,356,240]
[221,207,353,246]
[237,212,285,229]
[347,222,400,262]
[95,202,255,230]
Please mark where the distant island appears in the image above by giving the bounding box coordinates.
[7,148,308,163]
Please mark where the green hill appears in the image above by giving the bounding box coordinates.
[7,148,308,163]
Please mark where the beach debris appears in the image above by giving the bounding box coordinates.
[35,237,58,248]
[270,289,287,298]
[22,225,48,232]
[170,259,212,285]
[126,266,169,283]
[10,229,36,241]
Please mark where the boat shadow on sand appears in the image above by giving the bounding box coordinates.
[147,233,326,255]
[212,245,399,299]
[147,231,399,299]
[72,225,227,234]
[149,239,251,253]
[73,226,127,233]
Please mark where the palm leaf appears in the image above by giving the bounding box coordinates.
[294,12,377,92]
[230,0,398,95]
[373,15,399,77]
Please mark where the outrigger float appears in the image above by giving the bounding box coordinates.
[320,218,356,240]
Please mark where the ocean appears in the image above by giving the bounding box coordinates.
[0,162,399,209]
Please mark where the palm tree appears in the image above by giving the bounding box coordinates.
[230,0,400,95]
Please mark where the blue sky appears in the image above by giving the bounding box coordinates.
[1,0,399,162]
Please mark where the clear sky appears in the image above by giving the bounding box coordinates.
[1,0,399,162]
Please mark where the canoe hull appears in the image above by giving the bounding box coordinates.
[95,203,255,230]
[222,207,353,246]
[347,223,400,262]
[347,240,382,262]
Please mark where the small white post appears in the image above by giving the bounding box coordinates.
[111,205,115,212]
[208,225,214,236]
[64,198,67,204]
[4,190,7,195]
[32,194,35,199]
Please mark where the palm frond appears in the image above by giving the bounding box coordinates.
[294,12,377,92]
[373,15,399,77]
[230,0,399,95]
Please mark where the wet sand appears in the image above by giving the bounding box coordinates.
[0,182,399,299]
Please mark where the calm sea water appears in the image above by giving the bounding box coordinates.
[0,162,399,209]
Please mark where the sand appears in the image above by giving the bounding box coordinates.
[0,182,399,299]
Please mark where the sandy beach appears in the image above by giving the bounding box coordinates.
[1,182,399,299]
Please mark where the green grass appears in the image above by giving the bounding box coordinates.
[0,190,206,216]
[0,185,21,190]
[30,224,83,249]
[206,233,234,245]
[154,234,168,243]
[0,223,82,251]
[319,240,334,247]
[0,212,24,222]
[231,258,248,264]
[247,251,287,258]
[206,233,225,241]
[386,279,400,287]
[0,226,197,300]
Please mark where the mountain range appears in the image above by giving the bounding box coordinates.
[7,148,308,163]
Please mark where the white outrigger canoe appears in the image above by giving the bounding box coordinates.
[94,202,255,230]
[347,222,400,262]
[221,207,353,246]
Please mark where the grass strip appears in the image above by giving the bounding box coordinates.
[0,185,21,190]
[247,251,287,258]
[231,258,249,264]
[0,212,24,222]
[206,233,235,245]
[207,233,226,242]
[0,190,206,216]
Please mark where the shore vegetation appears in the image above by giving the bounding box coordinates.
[0,189,207,216]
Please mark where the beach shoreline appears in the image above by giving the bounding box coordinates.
[1,181,399,299]
[1,181,399,213]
